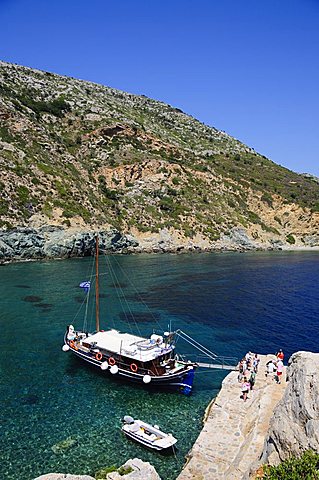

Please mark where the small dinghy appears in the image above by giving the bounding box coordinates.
[122,415,177,452]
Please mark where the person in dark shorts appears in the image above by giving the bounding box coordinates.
[241,376,250,402]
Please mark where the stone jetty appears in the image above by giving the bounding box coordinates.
[177,354,286,480]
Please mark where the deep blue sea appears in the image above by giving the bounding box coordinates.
[1,251,319,480]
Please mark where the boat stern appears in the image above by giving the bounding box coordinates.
[180,367,195,395]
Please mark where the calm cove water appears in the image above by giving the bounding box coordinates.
[1,251,319,480]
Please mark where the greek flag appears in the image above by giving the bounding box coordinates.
[79,281,91,293]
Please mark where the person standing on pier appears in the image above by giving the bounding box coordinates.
[276,359,284,384]
[249,370,256,391]
[253,354,260,373]
[266,359,276,378]
[241,376,250,402]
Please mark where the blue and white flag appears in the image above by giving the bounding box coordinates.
[79,281,91,293]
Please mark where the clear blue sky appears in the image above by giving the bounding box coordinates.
[1,0,318,175]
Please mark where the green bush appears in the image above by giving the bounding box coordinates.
[42,202,53,218]
[118,465,133,476]
[311,202,319,213]
[95,464,133,479]
[247,210,262,224]
[98,176,118,200]
[159,196,174,212]
[261,193,273,207]
[37,162,56,176]
[16,185,29,204]
[0,199,9,215]
[0,125,15,142]
[19,93,70,117]
[263,450,319,479]
[286,234,296,245]
[95,465,117,479]
[172,176,180,185]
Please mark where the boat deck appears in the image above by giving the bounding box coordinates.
[81,329,173,362]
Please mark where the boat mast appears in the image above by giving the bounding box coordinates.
[95,235,100,332]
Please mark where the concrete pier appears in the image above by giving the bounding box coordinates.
[177,354,286,480]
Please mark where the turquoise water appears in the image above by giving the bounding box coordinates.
[1,251,319,479]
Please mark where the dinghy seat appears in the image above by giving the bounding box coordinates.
[129,423,140,433]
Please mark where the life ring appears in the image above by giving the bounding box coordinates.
[108,357,116,366]
[130,363,138,373]
[95,352,103,361]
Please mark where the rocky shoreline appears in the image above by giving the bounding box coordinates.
[0,227,138,263]
[177,351,319,480]
[1,226,318,264]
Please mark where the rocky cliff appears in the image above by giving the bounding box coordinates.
[0,226,137,262]
[1,61,319,259]
[261,351,319,466]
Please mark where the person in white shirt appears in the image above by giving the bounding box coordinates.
[266,360,276,377]
[276,359,284,384]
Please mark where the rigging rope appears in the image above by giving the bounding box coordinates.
[176,330,218,358]
[109,253,165,334]
[105,254,142,337]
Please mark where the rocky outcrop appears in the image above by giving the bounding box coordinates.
[106,458,161,480]
[33,458,161,480]
[303,234,319,247]
[220,227,261,250]
[261,351,319,465]
[0,227,138,262]
[34,475,94,480]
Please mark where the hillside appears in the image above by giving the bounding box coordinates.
[0,61,319,253]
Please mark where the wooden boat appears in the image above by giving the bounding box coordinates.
[122,415,177,452]
[62,236,197,395]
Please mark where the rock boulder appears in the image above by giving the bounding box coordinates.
[106,458,161,479]
[261,351,319,465]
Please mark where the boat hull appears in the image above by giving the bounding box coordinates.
[122,429,176,452]
[66,341,196,393]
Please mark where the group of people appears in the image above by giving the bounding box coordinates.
[238,349,284,402]
[238,352,260,402]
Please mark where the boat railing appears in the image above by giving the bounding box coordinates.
[174,330,238,370]
[177,353,238,371]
